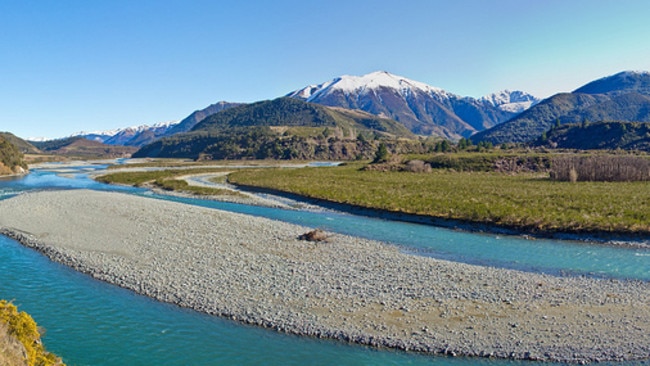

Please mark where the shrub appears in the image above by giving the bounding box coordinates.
[404,159,432,173]
[550,155,650,182]
[372,143,389,163]
[0,300,64,366]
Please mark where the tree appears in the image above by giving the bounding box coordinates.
[373,142,389,163]
[434,140,451,153]
[457,138,471,150]
[477,141,493,151]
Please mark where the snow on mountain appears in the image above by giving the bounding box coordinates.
[69,129,122,140]
[289,71,451,102]
[479,90,540,113]
[287,71,530,139]
[68,120,180,147]
[25,137,54,142]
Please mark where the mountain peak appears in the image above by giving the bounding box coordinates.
[480,90,540,113]
[574,70,650,95]
[337,71,447,95]
[617,70,650,77]
[287,72,530,139]
[287,71,450,102]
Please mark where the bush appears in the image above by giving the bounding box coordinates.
[404,159,432,173]
[372,143,389,163]
[550,155,650,182]
[0,300,64,366]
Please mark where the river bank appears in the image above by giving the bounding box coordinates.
[232,183,650,248]
[226,165,650,245]
[0,190,648,363]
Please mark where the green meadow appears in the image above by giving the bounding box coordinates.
[228,162,650,235]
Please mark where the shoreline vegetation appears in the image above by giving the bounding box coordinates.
[0,190,648,363]
[226,157,650,240]
[0,300,64,366]
[95,167,241,197]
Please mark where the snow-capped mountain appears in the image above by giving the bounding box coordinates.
[287,71,536,139]
[289,71,453,102]
[71,120,180,147]
[55,101,241,148]
[479,90,540,113]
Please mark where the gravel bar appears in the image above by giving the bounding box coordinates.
[0,190,648,363]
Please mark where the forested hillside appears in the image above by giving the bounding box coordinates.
[0,135,27,175]
[134,98,420,160]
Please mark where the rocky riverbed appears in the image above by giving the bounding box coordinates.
[0,190,648,363]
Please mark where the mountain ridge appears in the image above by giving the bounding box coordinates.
[134,97,417,160]
[472,70,650,144]
[40,101,243,148]
[287,71,539,139]
[63,120,180,147]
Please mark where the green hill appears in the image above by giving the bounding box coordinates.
[535,121,650,151]
[134,98,417,160]
[191,97,413,137]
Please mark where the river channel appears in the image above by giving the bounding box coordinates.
[0,162,647,365]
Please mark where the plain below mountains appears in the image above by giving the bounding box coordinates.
[473,71,650,145]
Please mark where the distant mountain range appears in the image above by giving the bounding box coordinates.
[31,137,137,158]
[287,71,539,139]
[473,71,650,144]
[29,70,650,153]
[37,71,539,147]
[66,120,179,147]
[52,101,243,148]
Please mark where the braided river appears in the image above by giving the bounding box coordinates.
[0,162,647,365]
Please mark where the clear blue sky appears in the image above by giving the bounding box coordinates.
[3,0,650,139]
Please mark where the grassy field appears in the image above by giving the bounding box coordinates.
[96,168,243,197]
[228,163,650,236]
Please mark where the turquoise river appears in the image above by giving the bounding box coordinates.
[0,163,648,365]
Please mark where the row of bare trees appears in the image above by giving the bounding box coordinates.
[550,155,650,182]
